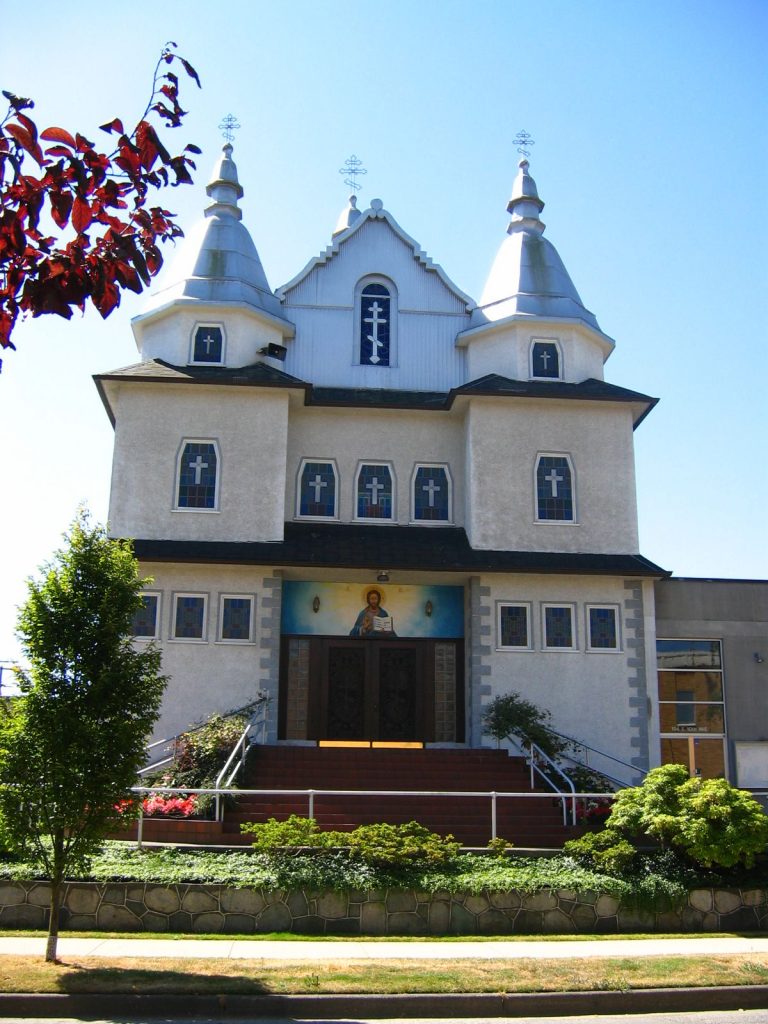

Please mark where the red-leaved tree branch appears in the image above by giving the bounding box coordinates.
[0,43,201,365]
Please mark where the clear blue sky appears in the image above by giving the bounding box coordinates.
[1,0,766,665]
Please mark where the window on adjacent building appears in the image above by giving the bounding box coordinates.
[536,454,574,521]
[131,593,160,639]
[543,604,576,650]
[587,605,620,651]
[359,281,392,366]
[497,603,532,650]
[412,464,451,523]
[297,460,338,518]
[220,595,254,642]
[173,594,207,640]
[657,639,726,779]
[191,324,224,364]
[356,463,394,520]
[176,441,219,510]
[531,339,561,379]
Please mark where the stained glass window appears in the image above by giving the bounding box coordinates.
[413,465,450,522]
[536,455,573,521]
[498,604,530,649]
[192,324,223,363]
[174,595,206,640]
[221,596,253,641]
[131,594,159,638]
[298,461,337,518]
[356,464,393,519]
[532,340,560,378]
[177,442,218,509]
[588,606,619,649]
[360,283,390,366]
[544,605,574,649]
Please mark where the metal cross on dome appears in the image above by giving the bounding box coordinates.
[513,130,535,158]
[218,114,241,143]
[339,154,367,192]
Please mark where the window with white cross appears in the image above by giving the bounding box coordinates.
[191,324,224,364]
[535,454,574,521]
[412,464,451,523]
[356,463,394,520]
[298,460,338,518]
[176,440,219,509]
[531,339,561,379]
[359,282,391,366]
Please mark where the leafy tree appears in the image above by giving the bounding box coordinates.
[0,43,200,365]
[607,764,768,869]
[482,691,571,761]
[0,511,166,960]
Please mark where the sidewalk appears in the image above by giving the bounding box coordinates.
[4,934,768,959]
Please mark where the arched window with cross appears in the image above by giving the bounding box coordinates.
[356,277,396,367]
[191,324,225,364]
[355,463,394,520]
[411,464,452,523]
[530,339,561,380]
[176,440,220,509]
[535,453,575,522]
[297,460,338,519]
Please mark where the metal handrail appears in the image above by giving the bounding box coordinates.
[544,726,647,780]
[214,723,251,820]
[130,784,618,850]
[526,740,578,825]
[213,695,270,819]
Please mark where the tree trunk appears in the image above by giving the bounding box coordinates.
[45,879,60,962]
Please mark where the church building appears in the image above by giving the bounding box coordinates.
[95,144,672,785]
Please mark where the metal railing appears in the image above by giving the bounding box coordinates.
[138,694,270,780]
[128,783,618,850]
[544,726,647,788]
[525,740,578,824]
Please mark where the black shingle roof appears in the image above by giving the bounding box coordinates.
[95,362,657,425]
[133,522,668,577]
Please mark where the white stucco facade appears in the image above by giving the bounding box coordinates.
[95,147,664,774]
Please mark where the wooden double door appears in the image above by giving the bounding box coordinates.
[280,636,463,743]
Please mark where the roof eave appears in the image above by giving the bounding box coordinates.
[131,297,296,340]
[277,206,475,312]
[456,312,616,355]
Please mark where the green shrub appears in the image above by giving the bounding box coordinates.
[346,821,460,868]
[607,764,768,869]
[482,692,570,762]
[241,816,460,869]
[242,814,340,850]
[563,829,637,875]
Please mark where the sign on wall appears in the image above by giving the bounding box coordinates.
[282,582,464,638]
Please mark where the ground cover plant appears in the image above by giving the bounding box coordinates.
[0,833,764,911]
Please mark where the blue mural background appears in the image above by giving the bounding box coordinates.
[282,582,464,638]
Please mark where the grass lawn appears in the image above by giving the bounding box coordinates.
[2,953,768,994]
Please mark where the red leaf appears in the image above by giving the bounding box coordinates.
[44,145,75,158]
[49,190,73,229]
[99,117,124,136]
[40,126,76,148]
[16,113,38,142]
[180,58,201,87]
[5,123,44,166]
[72,196,92,233]
[93,279,120,318]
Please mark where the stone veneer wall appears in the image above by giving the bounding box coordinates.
[1,882,766,934]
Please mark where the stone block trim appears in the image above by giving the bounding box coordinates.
[469,577,493,746]
[623,580,649,774]
[1,882,765,935]
[260,573,282,743]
